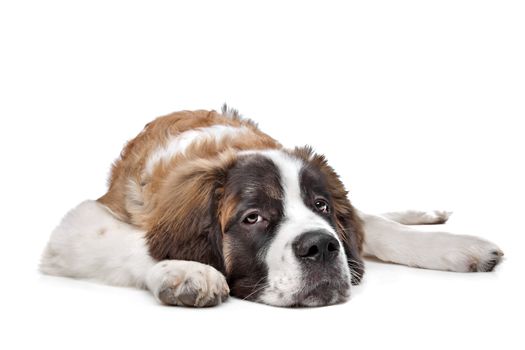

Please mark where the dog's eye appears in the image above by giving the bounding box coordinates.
[243,212,263,225]
[314,199,329,214]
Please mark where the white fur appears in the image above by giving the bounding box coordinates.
[256,150,351,306]
[40,200,228,306]
[359,211,504,272]
[40,200,155,287]
[381,209,452,225]
[145,125,250,175]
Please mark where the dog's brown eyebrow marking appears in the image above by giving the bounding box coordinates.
[219,193,239,233]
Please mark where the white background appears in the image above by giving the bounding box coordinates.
[1,1,524,349]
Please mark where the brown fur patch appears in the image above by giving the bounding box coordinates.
[144,152,237,271]
[218,190,239,233]
[222,235,234,275]
[98,109,281,226]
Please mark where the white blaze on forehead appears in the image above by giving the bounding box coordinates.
[260,150,336,233]
[145,125,250,175]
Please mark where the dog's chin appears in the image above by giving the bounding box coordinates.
[248,268,352,307]
[289,279,351,307]
[252,279,350,308]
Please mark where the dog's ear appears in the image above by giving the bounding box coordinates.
[330,192,365,285]
[145,154,236,274]
[293,146,365,285]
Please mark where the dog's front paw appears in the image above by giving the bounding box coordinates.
[442,236,504,272]
[148,260,229,307]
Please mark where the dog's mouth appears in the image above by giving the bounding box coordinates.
[290,279,350,307]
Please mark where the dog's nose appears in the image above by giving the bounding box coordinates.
[293,230,340,262]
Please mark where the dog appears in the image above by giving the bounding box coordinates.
[40,105,504,307]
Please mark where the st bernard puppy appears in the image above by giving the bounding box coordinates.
[40,106,504,307]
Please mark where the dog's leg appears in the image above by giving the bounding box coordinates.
[40,200,229,306]
[381,210,452,225]
[358,211,504,272]
[40,200,155,287]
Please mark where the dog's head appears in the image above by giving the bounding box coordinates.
[146,147,364,307]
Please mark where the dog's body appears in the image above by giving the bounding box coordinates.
[40,106,504,307]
